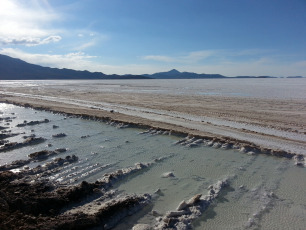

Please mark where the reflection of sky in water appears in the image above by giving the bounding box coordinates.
[0,103,14,110]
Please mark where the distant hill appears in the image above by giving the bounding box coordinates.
[0,54,297,80]
[287,76,304,78]
[145,69,226,79]
[0,54,149,80]
[235,75,277,78]
[145,69,280,79]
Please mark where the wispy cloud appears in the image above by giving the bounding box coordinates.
[143,55,176,62]
[142,49,276,64]
[0,48,96,70]
[76,41,97,51]
[70,30,109,51]
[0,35,62,46]
[183,50,217,62]
[142,50,218,63]
[0,0,61,46]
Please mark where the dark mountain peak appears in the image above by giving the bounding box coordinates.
[168,69,180,74]
[149,68,226,79]
[150,69,182,78]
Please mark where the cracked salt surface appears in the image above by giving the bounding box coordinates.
[1,104,305,229]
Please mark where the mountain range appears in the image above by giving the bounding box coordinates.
[0,54,148,80]
[0,54,300,80]
[144,69,226,79]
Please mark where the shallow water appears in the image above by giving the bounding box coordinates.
[1,103,305,229]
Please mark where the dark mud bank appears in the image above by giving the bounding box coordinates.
[0,156,152,230]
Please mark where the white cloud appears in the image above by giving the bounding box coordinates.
[41,35,61,44]
[0,35,62,46]
[0,48,96,70]
[76,41,97,51]
[70,31,109,51]
[0,0,61,46]
[183,50,217,62]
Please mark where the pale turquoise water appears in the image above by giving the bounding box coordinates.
[1,103,305,229]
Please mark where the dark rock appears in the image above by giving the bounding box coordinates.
[0,133,19,140]
[52,133,67,138]
[28,150,53,160]
[16,119,50,127]
[0,137,46,152]
[0,159,31,171]
[22,134,36,139]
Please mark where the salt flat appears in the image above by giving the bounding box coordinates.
[1,79,306,155]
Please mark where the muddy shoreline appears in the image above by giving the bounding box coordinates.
[1,97,305,163]
[0,154,152,230]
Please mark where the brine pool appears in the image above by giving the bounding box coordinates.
[0,103,305,229]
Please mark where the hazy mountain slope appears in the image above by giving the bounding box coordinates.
[0,54,149,80]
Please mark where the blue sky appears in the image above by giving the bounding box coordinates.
[0,0,305,76]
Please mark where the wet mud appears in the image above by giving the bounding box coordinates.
[0,156,153,230]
